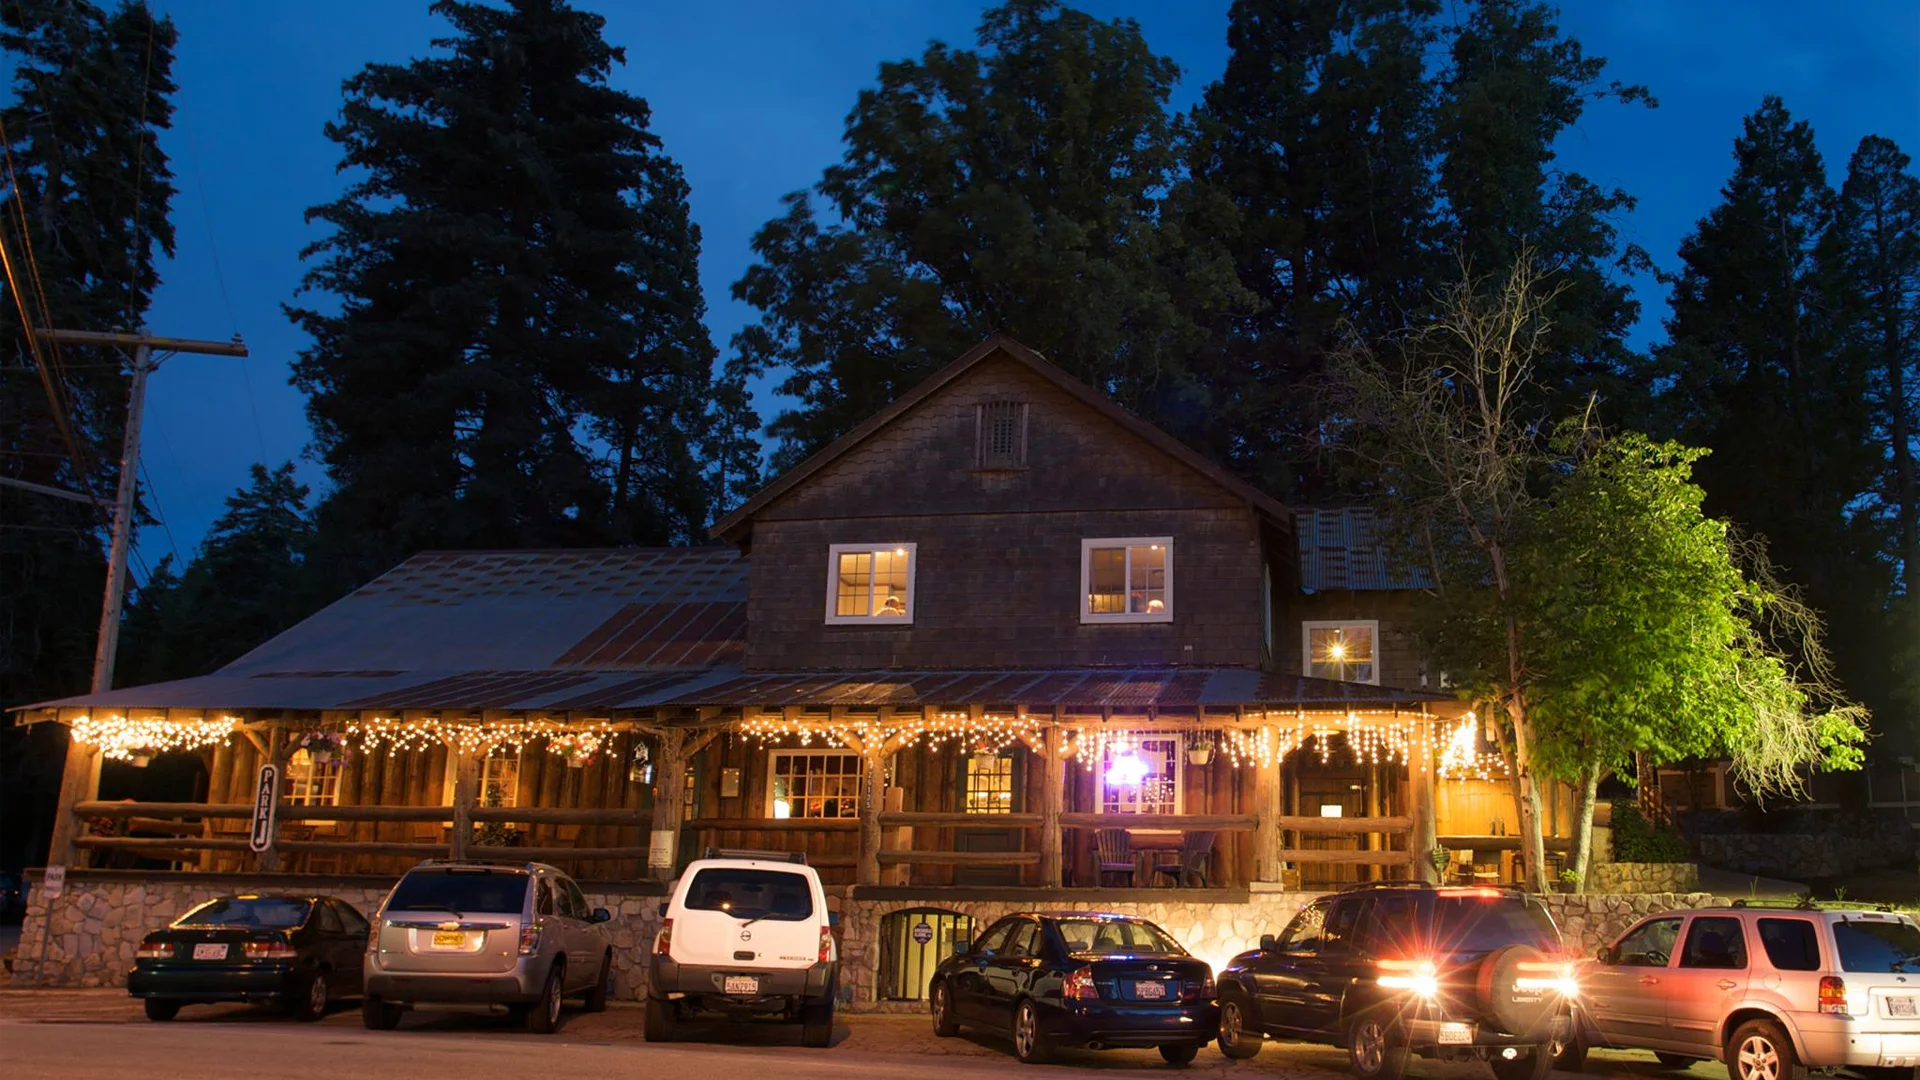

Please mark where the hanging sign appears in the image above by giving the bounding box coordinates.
[911,921,934,946]
[40,864,66,900]
[248,764,280,853]
[648,828,676,870]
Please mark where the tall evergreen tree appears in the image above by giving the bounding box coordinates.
[289,0,736,591]
[733,0,1251,471]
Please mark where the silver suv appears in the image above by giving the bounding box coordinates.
[1578,902,1920,1080]
[362,861,614,1033]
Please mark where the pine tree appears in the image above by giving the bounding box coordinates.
[289,0,731,591]
[733,0,1251,471]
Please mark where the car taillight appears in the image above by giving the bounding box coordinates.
[367,922,381,953]
[1182,972,1216,1002]
[655,918,672,956]
[819,925,834,964]
[243,939,297,960]
[1516,960,1581,998]
[135,937,172,960]
[518,924,542,957]
[1378,959,1440,998]
[1063,967,1099,1001]
[1820,975,1848,1016]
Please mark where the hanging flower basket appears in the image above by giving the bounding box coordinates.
[297,730,346,766]
[129,754,152,768]
[1186,735,1216,766]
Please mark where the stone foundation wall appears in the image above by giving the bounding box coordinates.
[1688,810,1916,879]
[1586,862,1701,895]
[11,871,1728,1011]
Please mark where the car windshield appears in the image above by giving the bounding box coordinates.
[1432,895,1560,954]
[175,896,310,929]
[1834,919,1920,973]
[683,869,813,921]
[1055,918,1186,956]
[387,869,529,915]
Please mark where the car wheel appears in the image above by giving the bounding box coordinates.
[1012,998,1053,1065]
[291,969,330,1022]
[1552,1024,1589,1073]
[1218,993,1263,1060]
[1490,1046,1555,1080]
[1159,1043,1199,1066]
[1728,1019,1806,1080]
[801,998,834,1049]
[1348,1015,1409,1080]
[143,999,180,1022]
[1657,1053,1702,1070]
[931,981,960,1037]
[644,996,678,1042]
[361,994,402,1031]
[584,954,611,1014]
[526,964,564,1035]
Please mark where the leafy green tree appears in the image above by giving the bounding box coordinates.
[290,0,736,592]
[733,0,1251,472]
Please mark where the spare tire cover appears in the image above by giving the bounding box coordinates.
[1475,944,1557,1036]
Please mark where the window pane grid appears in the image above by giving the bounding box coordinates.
[1099,736,1181,815]
[771,751,863,818]
[482,750,520,808]
[1308,624,1377,683]
[285,749,341,807]
[1084,539,1171,620]
[836,552,873,616]
[964,754,1016,814]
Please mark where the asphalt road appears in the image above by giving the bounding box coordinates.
[0,990,1723,1080]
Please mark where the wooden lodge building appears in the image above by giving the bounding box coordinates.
[19,336,1576,909]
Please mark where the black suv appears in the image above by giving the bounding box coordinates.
[1215,884,1577,1080]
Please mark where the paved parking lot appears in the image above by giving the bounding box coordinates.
[0,989,1718,1080]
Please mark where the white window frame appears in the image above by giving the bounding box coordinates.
[442,746,522,808]
[1093,733,1184,815]
[1079,536,1174,624]
[284,748,342,807]
[1302,620,1382,685]
[765,748,864,819]
[824,542,918,626]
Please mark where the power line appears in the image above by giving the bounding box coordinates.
[138,457,179,566]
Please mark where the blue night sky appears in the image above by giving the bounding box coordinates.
[100,0,1920,570]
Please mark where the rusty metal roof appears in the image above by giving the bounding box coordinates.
[658,667,1448,710]
[1295,508,1434,593]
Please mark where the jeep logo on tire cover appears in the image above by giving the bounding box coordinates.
[740,929,752,942]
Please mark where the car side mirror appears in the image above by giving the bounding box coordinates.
[657,901,669,918]
[1260,934,1277,952]
[591,907,611,924]
[954,938,973,956]
[1596,945,1617,964]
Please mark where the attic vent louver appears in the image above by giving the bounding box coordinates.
[974,400,1028,469]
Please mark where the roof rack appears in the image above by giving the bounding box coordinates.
[1730,897,1894,912]
[702,847,807,865]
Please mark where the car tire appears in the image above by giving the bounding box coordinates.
[931,981,960,1037]
[291,968,330,1022]
[143,999,180,1022]
[361,994,402,1031]
[1657,1053,1701,1070]
[644,996,678,1042]
[1218,992,1263,1060]
[1012,998,1053,1066]
[1159,1043,1199,1066]
[801,998,834,1049]
[1552,1023,1589,1073]
[1348,1015,1410,1080]
[526,964,565,1035]
[1490,1046,1555,1080]
[1727,1018,1806,1080]
[584,954,611,1014]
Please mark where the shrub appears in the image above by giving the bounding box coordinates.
[1611,800,1692,862]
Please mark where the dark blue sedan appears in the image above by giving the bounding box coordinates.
[929,911,1217,1065]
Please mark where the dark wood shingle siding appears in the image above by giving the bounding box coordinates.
[1278,590,1432,692]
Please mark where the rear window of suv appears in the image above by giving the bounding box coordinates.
[1834,918,1920,973]
[387,868,530,914]
[1432,895,1559,954]
[684,868,814,921]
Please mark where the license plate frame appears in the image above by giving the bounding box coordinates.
[1437,1022,1474,1045]
[1890,996,1917,1018]
[430,931,467,949]
[1134,980,1167,1000]
[191,943,228,961]
[723,975,760,995]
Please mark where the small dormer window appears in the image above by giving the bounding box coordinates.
[1081,537,1173,623]
[1303,621,1380,684]
[826,543,917,625]
[975,401,1028,469]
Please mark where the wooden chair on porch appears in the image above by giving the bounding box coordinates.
[1152,831,1217,888]
[1095,829,1136,887]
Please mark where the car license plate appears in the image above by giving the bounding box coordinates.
[724,976,759,995]
[1438,1022,1474,1045]
[191,943,227,961]
[1890,997,1917,1018]
[1134,981,1167,1000]
[430,931,466,948]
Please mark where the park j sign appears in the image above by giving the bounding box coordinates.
[248,763,279,854]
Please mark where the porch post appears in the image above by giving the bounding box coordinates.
[46,717,100,868]
[449,744,480,860]
[1410,717,1439,883]
[650,724,687,883]
[856,739,884,887]
[1253,730,1283,883]
[255,723,289,874]
[1040,722,1064,888]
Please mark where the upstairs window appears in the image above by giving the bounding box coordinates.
[1304,621,1379,685]
[974,401,1029,469]
[826,543,916,625]
[1081,537,1173,623]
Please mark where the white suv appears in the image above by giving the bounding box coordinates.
[1579,902,1920,1080]
[645,848,838,1048]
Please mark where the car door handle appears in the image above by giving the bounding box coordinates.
[1639,976,1660,985]
[1717,980,1738,991]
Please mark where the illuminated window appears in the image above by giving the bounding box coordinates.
[1097,735,1182,815]
[1304,621,1380,685]
[1081,538,1172,623]
[767,750,863,819]
[825,543,917,624]
[964,752,1017,814]
[284,749,341,807]
[481,749,520,808]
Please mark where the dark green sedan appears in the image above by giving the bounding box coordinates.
[128,894,370,1022]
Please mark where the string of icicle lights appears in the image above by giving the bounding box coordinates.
[1437,713,1508,780]
[1064,713,1428,770]
[348,715,617,758]
[738,710,1045,753]
[71,714,240,762]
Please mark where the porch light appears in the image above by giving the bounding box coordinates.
[1105,752,1150,788]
